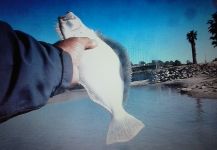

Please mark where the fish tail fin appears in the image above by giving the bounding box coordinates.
[106,112,144,144]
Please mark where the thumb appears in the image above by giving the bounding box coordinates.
[72,37,97,50]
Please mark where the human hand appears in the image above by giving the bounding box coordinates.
[55,37,97,84]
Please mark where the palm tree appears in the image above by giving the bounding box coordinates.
[207,12,217,48]
[187,30,197,64]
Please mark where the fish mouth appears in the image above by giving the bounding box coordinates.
[58,11,82,38]
[59,11,77,21]
[58,11,77,21]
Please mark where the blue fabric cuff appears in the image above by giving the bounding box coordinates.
[60,51,73,88]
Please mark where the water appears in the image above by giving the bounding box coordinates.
[0,86,217,150]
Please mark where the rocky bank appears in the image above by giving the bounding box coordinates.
[131,62,217,99]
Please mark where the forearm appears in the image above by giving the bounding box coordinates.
[0,21,73,123]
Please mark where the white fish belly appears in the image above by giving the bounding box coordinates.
[79,40,124,110]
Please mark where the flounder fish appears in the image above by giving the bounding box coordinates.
[56,11,144,144]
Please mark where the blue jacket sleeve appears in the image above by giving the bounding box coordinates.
[0,21,73,123]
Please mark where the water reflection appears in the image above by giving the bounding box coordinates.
[195,98,204,122]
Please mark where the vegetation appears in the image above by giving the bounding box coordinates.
[134,60,183,67]
[139,61,146,65]
[208,12,217,48]
[186,60,192,65]
[187,30,197,64]
[174,60,182,66]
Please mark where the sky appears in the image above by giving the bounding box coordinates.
[0,0,217,64]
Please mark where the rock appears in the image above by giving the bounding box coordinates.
[180,88,192,93]
[213,89,217,92]
[201,86,206,89]
[191,85,197,89]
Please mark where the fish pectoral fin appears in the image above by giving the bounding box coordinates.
[106,112,144,145]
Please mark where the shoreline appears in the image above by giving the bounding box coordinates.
[49,76,217,104]
[162,76,217,99]
[50,62,217,103]
[131,75,217,100]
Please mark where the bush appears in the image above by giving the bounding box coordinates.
[213,58,217,62]
[174,60,182,66]
[186,60,192,65]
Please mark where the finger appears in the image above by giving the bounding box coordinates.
[72,37,97,50]
[85,39,97,50]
